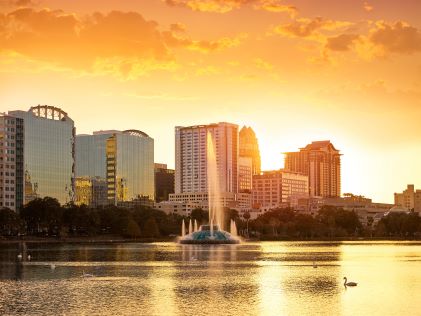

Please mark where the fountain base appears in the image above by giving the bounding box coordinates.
[179,225,240,244]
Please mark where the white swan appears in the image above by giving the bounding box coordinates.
[82,270,94,278]
[343,277,357,286]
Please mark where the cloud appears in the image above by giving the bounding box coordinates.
[272,17,352,39]
[170,22,186,33]
[0,0,36,7]
[0,8,170,67]
[369,21,421,54]
[164,0,297,15]
[363,2,373,12]
[325,33,360,51]
[310,20,421,61]
[125,92,199,101]
[253,58,273,70]
[0,8,244,78]
[255,0,297,16]
[162,29,246,53]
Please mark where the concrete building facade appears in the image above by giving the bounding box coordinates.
[284,141,341,197]
[252,170,309,209]
[394,184,421,212]
[0,113,24,211]
[175,122,238,195]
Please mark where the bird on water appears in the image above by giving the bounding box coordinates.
[343,277,357,287]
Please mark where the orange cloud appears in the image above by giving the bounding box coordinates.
[369,21,421,54]
[325,33,360,51]
[363,2,373,12]
[326,21,421,59]
[164,0,297,15]
[272,17,352,39]
[170,22,186,33]
[162,29,246,53]
[0,7,244,78]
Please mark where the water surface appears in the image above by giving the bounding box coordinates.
[0,241,420,315]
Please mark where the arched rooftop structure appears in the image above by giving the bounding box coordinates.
[29,105,69,121]
[123,129,149,138]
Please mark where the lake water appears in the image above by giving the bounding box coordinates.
[0,241,420,316]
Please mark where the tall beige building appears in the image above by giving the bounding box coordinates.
[238,156,252,193]
[284,141,341,197]
[0,113,24,211]
[239,126,261,175]
[394,184,421,212]
[175,122,238,194]
[252,170,309,209]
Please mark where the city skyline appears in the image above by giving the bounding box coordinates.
[1,0,421,203]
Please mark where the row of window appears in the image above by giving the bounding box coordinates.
[0,201,15,207]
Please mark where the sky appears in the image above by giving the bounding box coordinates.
[0,0,420,203]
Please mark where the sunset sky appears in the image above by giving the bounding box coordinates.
[1,0,420,203]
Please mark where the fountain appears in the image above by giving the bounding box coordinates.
[179,131,240,244]
[181,219,186,237]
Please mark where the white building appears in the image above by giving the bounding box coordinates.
[175,122,238,195]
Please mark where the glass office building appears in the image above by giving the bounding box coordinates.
[76,130,154,206]
[9,106,75,205]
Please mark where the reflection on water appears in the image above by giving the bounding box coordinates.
[0,241,421,315]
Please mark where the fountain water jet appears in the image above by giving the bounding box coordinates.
[189,219,193,234]
[179,131,239,244]
[194,220,198,232]
[230,220,238,237]
[181,219,186,237]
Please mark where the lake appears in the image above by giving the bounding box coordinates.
[0,241,420,315]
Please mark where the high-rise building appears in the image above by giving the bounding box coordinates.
[154,163,174,202]
[252,170,309,209]
[175,122,238,194]
[238,156,252,193]
[0,113,24,211]
[9,106,75,205]
[394,184,421,212]
[239,126,261,175]
[284,141,341,197]
[76,130,154,206]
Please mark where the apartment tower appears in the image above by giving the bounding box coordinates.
[284,141,341,197]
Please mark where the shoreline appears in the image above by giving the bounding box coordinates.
[2,236,421,244]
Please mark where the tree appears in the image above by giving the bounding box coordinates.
[126,219,141,238]
[0,208,21,236]
[142,217,160,238]
[21,197,63,235]
[243,212,251,237]
[190,208,208,225]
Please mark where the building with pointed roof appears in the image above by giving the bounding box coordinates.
[239,126,261,175]
[284,140,341,197]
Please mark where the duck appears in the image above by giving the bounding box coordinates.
[343,277,357,287]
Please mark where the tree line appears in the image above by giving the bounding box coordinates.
[1,197,421,240]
